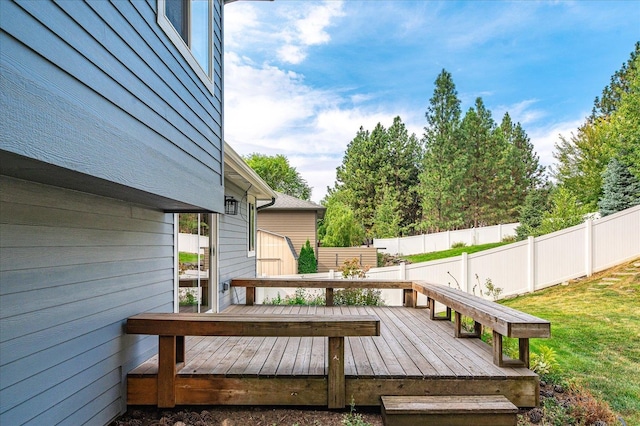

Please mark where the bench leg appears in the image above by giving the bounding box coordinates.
[246,287,255,306]
[403,289,416,308]
[454,312,481,338]
[429,298,451,321]
[158,335,177,408]
[493,331,528,368]
[326,288,334,306]
[519,338,530,368]
[328,336,345,409]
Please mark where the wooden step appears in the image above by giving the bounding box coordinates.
[381,395,518,426]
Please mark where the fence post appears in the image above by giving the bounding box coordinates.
[499,223,503,241]
[399,262,406,280]
[447,230,451,249]
[461,252,468,293]
[585,218,593,277]
[328,269,335,279]
[527,236,535,293]
[422,234,426,254]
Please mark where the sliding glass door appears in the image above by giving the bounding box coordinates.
[177,213,217,313]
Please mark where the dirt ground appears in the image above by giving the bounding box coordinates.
[110,405,384,426]
[110,380,619,426]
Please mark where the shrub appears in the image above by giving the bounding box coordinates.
[334,288,384,306]
[298,240,317,274]
[340,258,370,279]
[531,345,560,377]
[451,241,467,248]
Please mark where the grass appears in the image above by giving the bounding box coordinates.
[179,251,199,263]
[501,258,640,425]
[403,241,509,263]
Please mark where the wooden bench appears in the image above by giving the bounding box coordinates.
[412,281,551,368]
[231,278,416,307]
[126,313,380,409]
[381,395,518,426]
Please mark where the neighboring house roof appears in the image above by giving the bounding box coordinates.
[258,192,326,218]
[224,142,277,201]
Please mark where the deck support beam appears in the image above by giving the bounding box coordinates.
[328,337,345,408]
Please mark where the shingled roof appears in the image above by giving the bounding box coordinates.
[258,192,326,215]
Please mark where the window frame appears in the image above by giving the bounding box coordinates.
[248,198,256,257]
[157,0,214,93]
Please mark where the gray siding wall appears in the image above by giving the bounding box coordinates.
[0,0,224,211]
[0,176,174,425]
[218,181,255,310]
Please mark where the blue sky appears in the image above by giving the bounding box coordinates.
[223,0,640,202]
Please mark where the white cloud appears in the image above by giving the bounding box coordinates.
[528,117,585,172]
[493,99,546,126]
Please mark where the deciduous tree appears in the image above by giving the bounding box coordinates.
[245,153,311,200]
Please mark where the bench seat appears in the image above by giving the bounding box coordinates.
[126,313,380,409]
[412,280,550,367]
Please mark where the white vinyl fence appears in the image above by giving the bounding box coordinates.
[178,233,209,254]
[375,223,519,255]
[267,206,639,305]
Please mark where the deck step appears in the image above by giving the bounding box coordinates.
[381,395,518,426]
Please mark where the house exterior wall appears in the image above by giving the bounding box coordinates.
[0,0,227,424]
[218,181,255,310]
[257,210,318,259]
[0,0,224,211]
[0,176,174,425]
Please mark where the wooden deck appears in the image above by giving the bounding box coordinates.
[127,305,539,408]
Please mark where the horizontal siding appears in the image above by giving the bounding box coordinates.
[0,176,174,425]
[218,182,255,310]
[0,0,223,211]
[317,247,378,273]
[258,210,318,258]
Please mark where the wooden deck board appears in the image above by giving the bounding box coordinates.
[127,305,540,407]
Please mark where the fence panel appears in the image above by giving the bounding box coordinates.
[535,225,585,289]
[593,206,640,271]
[468,241,529,297]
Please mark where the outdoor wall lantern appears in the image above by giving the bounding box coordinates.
[224,196,239,215]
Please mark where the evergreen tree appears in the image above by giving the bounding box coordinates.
[419,69,465,232]
[459,97,500,227]
[515,185,552,240]
[371,186,402,238]
[496,113,546,222]
[598,158,640,216]
[297,240,317,274]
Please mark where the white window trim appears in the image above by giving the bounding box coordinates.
[157,0,214,94]
[248,197,256,258]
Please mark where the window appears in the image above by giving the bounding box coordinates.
[248,200,255,256]
[158,0,213,90]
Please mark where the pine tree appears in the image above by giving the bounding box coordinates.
[459,97,499,228]
[419,69,465,232]
[371,186,402,238]
[598,158,640,216]
[297,240,317,273]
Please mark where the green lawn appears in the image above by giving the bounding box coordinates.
[403,241,510,263]
[179,251,199,263]
[501,259,640,424]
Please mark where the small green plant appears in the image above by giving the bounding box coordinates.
[263,288,325,305]
[531,345,560,377]
[340,258,370,279]
[483,277,503,300]
[342,397,372,426]
[501,235,517,243]
[179,291,198,306]
[334,288,384,306]
[451,241,467,248]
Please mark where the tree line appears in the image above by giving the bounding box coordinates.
[247,43,640,248]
